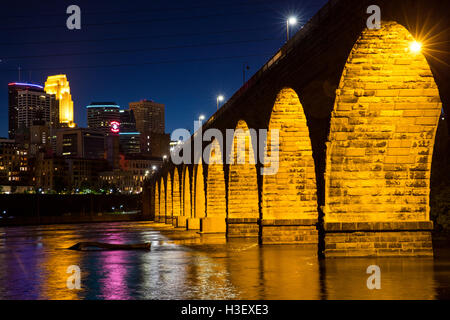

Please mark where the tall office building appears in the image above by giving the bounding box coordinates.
[44,75,75,128]
[119,109,137,132]
[118,109,140,155]
[86,102,121,133]
[55,127,105,159]
[129,99,165,134]
[8,82,59,139]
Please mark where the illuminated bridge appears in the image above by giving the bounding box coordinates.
[144,0,449,257]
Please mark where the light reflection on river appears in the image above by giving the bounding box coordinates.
[0,222,448,300]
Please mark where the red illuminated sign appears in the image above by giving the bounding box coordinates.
[110,121,120,133]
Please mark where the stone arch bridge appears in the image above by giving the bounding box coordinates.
[144,0,449,257]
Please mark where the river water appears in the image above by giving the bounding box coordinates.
[0,221,448,300]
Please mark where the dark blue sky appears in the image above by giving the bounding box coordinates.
[0,0,327,137]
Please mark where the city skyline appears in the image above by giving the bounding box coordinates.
[0,0,326,137]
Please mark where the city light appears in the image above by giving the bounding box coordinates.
[410,41,422,53]
[110,121,120,133]
[44,75,75,127]
[286,16,298,41]
[199,115,206,121]
[217,95,224,110]
[8,82,44,89]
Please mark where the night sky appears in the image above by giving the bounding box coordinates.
[0,0,327,137]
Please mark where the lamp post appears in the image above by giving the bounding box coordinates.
[216,95,224,111]
[287,16,297,41]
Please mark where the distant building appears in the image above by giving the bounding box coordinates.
[55,127,105,159]
[100,155,162,193]
[44,75,75,128]
[129,99,165,134]
[8,82,59,139]
[119,109,137,132]
[119,132,141,155]
[66,158,109,190]
[86,102,121,134]
[34,156,68,191]
[29,120,52,157]
[0,138,30,187]
[146,133,170,158]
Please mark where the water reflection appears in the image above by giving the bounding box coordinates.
[0,222,448,300]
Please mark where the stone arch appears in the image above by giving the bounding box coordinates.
[166,172,172,224]
[324,21,442,224]
[204,139,227,233]
[154,180,160,221]
[172,167,181,226]
[227,120,259,237]
[261,88,318,244]
[183,166,191,218]
[159,177,165,223]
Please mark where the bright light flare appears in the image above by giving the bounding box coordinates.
[288,17,297,25]
[410,41,422,53]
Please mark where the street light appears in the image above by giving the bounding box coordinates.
[216,95,224,111]
[410,41,422,53]
[287,16,297,41]
[199,115,205,121]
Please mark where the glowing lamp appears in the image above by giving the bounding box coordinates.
[110,121,120,133]
[410,41,422,53]
[288,17,297,25]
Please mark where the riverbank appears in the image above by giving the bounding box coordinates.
[0,213,148,227]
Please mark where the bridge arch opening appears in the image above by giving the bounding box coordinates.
[172,167,181,226]
[189,161,205,230]
[183,166,191,219]
[261,88,318,244]
[166,172,173,224]
[204,139,227,233]
[323,21,441,256]
[227,120,259,237]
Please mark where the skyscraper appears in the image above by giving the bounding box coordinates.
[8,82,59,139]
[129,99,165,134]
[44,75,75,128]
[119,109,137,132]
[86,102,121,134]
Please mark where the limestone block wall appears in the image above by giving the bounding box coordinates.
[183,166,191,218]
[228,120,259,220]
[324,22,442,223]
[262,88,318,221]
[206,139,227,218]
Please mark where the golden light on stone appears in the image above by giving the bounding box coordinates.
[44,74,75,127]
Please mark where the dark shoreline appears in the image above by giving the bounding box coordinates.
[0,213,149,227]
